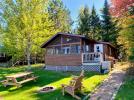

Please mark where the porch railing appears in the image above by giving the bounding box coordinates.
[82,52,103,63]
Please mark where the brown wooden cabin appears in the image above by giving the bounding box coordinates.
[41,32,117,72]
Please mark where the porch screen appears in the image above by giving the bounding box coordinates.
[70,45,80,54]
[46,48,55,55]
[47,46,61,55]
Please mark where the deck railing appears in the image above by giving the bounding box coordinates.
[82,52,103,63]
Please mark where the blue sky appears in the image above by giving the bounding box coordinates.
[62,0,110,28]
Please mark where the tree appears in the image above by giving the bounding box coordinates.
[110,0,134,17]
[101,0,118,46]
[117,7,134,59]
[90,5,102,40]
[48,0,72,32]
[0,0,57,69]
[77,5,90,37]
[111,0,134,60]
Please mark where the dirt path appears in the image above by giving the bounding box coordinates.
[89,63,128,100]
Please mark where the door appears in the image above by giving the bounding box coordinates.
[94,44,103,61]
[62,47,70,54]
[94,44,103,53]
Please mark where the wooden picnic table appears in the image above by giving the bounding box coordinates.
[1,72,38,88]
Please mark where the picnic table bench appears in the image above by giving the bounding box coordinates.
[1,72,38,88]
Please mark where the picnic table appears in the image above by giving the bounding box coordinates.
[1,72,38,88]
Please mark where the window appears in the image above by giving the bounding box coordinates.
[76,45,81,54]
[85,45,89,52]
[62,47,70,54]
[47,46,62,55]
[97,46,100,52]
[55,46,61,54]
[46,45,81,55]
[66,38,71,42]
[70,45,80,54]
[84,45,91,53]
[47,48,54,55]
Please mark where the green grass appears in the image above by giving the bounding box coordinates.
[115,76,134,100]
[0,64,107,100]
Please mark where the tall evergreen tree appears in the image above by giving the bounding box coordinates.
[48,0,72,32]
[101,0,118,46]
[77,5,90,37]
[90,5,102,40]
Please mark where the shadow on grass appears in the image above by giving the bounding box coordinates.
[0,65,106,100]
[32,87,87,100]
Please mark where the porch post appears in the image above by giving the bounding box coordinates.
[80,39,83,64]
[61,35,63,54]
[100,52,104,62]
[80,38,82,53]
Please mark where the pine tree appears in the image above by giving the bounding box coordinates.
[77,5,90,37]
[90,5,102,40]
[48,0,72,32]
[101,0,118,46]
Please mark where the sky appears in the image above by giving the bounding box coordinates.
[62,0,110,28]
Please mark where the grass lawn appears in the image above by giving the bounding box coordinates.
[0,64,107,100]
[115,76,134,100]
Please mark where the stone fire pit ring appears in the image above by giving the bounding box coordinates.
[38,86,56,93]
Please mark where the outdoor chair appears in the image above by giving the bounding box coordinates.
[61,70,84,100]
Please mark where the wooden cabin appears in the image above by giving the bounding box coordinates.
[41,32,117,72]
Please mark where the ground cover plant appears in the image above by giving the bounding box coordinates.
[0,64,107,100]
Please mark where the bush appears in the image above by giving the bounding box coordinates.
[128,48,134,66]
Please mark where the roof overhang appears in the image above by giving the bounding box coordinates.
[41,32,86,48]
[41,32,116,49]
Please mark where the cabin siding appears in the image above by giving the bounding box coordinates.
[46,35,81,47]
[47,35,61,46]
[42,33,117,72]
[44,35,82,66]
[45,54,82,66]
[81,39,95,53]
[103,44,116,62]
[62,35,81,44]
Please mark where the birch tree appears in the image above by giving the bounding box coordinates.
[0,0,57,68]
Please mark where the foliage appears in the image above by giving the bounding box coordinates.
[90,5,102,40]
[128,40,134,62]
[101,0,118,46]
[48,0,72,32]
[115,76,134,100]
[117,14,134,58]
[77,5,102,40]
[110,0,134,17]
[77,5,90,37]
[110,0,134,60]
[0,0,72,65]
[0,65,107,100]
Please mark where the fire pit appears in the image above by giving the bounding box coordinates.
[38,86,55,93]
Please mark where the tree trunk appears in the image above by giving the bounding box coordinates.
[34,53,37,64]
[26,34,31,71]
